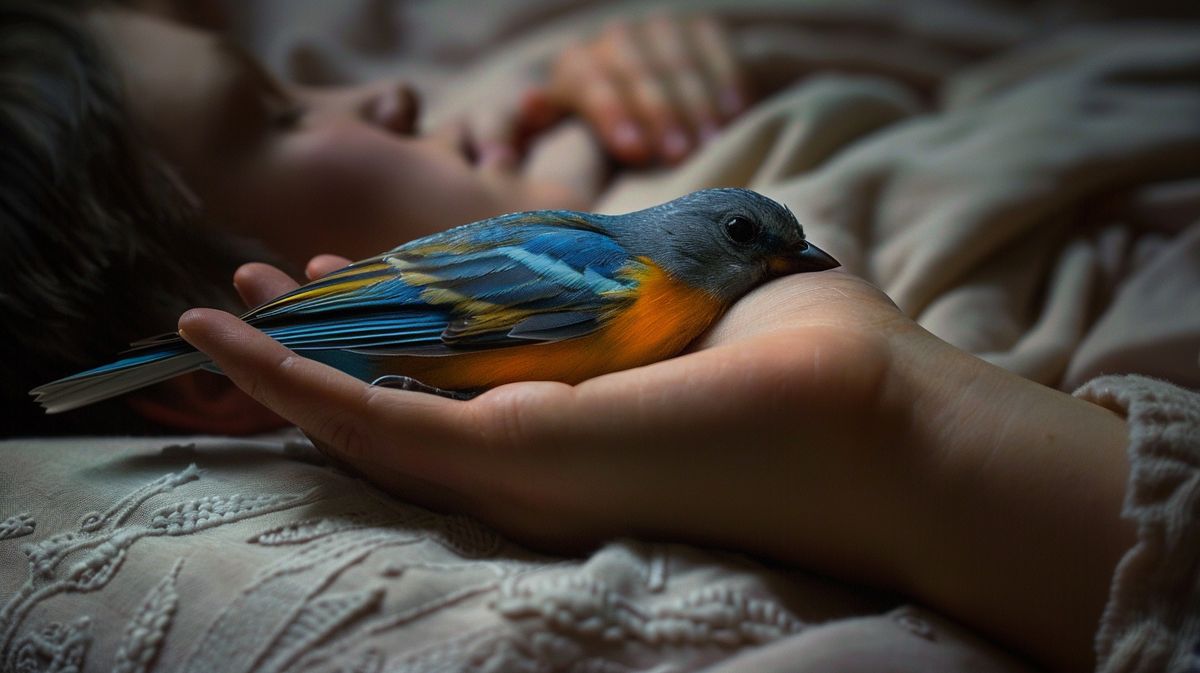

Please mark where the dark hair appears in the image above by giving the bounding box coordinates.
[0,1,268,435]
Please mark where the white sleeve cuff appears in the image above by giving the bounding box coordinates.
[1074,375,1200,673]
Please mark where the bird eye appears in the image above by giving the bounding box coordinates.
[723,216,759,244]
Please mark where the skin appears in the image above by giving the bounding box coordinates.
[181,257,1133,672]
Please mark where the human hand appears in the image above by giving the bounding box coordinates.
[501,14,750,167]
[206,255,912,560]
[189,254,1133,671]
[435,14,749,209]
[550,14,751,165]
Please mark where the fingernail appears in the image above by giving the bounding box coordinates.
[613,121,643,149]
[662,127,690,160]
[720,89,744,117]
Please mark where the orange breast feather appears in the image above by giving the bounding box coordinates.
[380,262,725,390]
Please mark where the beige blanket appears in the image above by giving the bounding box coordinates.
[2,1,1197,671]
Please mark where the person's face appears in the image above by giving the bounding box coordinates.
[89,9,531,270]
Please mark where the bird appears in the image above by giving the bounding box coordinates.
[31,188,838,413]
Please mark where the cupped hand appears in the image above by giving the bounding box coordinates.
[200,256,926,575]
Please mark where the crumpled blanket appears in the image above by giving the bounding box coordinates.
[684,28,1200,391]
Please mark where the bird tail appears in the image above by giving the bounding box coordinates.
[30,341,210,414]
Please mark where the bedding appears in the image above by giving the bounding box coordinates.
[0,433,1034,673]
[2,0,1198,670]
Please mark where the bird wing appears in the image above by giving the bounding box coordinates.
[242,216,644,355]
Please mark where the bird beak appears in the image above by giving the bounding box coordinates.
[767,241,840,276]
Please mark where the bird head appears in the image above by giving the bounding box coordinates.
[609,188,839,304]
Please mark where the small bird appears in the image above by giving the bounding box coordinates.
[32,189,838,413]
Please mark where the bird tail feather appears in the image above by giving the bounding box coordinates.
[30,344,209,414]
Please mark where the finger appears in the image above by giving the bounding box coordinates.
[306,254,353,281]
[553,41,651,164]
[599,20,690,163]
[644,15,720,144]
[177,309,468,461]
[626,70,690,163]
[233,263,300,308]
[690,15,749,119]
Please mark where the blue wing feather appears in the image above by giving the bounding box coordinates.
[240,212,641,355]
[263,313,451,350]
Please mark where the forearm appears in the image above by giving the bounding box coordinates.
[620,322,1132,672]
[893,334,1134,671]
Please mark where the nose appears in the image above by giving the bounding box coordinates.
[361,81,420,135]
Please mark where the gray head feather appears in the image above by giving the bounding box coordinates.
[602,188,833,303]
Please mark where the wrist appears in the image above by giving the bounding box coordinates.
[890,332,1133,670]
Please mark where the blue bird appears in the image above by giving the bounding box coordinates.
[32,188,838,413]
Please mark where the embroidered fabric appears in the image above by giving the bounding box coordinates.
[0,428,1038,673]
[0,514,34,541]
[0,435,885,673]
[112,559,184,673]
